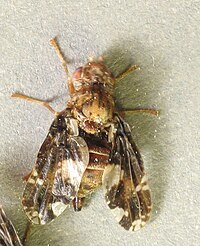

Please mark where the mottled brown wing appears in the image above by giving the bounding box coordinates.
[0,206,22,246]
[103,115,152,231]
[22,110,89,224]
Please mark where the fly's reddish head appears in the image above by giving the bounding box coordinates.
[73,61,115,92]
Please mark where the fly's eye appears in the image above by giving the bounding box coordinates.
[73,67,83,80]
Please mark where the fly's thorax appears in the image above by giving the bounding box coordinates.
[71,89,114,134]
[68,60,116,134]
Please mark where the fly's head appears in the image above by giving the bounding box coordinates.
[72,59,115,92]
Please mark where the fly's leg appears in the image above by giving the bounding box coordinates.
[115,65,139,83]
[11,93,58,116]
[119,108,159,116]
[116,65,159,116]
[22,171,32,182]
[50,38,75,95]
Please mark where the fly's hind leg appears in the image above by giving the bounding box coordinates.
[11,93,58,116]
[50,38,75,96]
[118,108,159,116]
[22,171,32,182]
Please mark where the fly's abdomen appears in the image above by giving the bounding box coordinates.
[78,145,110,197]
[73,136,111,211]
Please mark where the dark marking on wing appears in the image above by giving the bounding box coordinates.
[22,109,89,224]
[103,114,152,231]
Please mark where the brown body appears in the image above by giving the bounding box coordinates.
[68,61,115,210]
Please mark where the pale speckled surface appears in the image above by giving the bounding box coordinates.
[0,1,200,246]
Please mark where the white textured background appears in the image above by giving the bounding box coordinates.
[0,1,199,246]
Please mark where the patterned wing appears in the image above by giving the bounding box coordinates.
[0,206,22,246]
[103,115,152,231]
[22,109,89,224]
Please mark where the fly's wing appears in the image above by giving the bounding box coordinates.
[22,110,89,225]
[103,115,151,231]
[0,206,22,246]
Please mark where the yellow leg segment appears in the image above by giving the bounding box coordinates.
[119,108,159,116]
[50,38,75,95]
[115,65,139,83]
[11,93,58,116]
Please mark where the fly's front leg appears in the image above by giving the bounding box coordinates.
[50,38,75,96]
[11,93,58,116]
[115,65,139,83]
